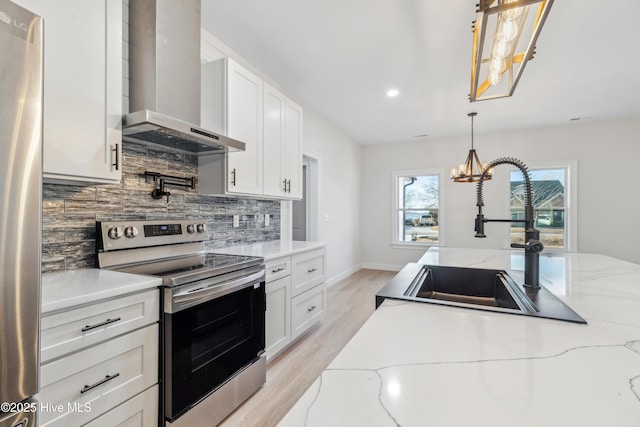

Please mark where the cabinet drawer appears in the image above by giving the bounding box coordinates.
[83,385,158,427]
[37,324,158,426]
[41,289,159,363]
[266,256,291,282]
[291,248,326,296]
[291,284,326,340]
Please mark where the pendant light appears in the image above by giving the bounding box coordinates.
[469,0,554,102]
[451,113,493,183]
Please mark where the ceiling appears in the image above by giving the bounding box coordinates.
[202,0,640,145]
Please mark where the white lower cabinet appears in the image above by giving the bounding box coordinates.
[265,276,291,360]
[264,247,326,361]
[37,290,160,426]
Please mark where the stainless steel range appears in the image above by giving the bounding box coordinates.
[96,219,266,427]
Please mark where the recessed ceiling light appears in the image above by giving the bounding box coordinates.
[386,89,399,97]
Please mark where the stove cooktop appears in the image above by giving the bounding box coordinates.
[157,253,263,279]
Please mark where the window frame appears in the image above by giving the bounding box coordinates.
[502,160,577,252]
[391,169,445,248]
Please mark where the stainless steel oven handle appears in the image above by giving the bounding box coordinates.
[173,271,265,304]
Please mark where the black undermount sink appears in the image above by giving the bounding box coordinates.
[376,263,586,324]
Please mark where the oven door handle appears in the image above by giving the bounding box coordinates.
[172,271,265,305]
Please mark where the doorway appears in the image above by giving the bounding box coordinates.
[292,155,318,241]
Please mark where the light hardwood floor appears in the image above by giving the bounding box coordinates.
[220,268,396,427]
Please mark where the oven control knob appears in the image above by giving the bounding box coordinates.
[197,223,207,233]
[186,224,196,234]
[107,227,124,240]
[124,226,139,238]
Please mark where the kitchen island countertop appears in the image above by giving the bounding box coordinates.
[279,248,640,426]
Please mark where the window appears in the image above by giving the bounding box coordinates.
[393,171,443,246]
[508,163,575,251]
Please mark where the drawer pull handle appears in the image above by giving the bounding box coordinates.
[81,317,122,332]
[271,267,285,273]
[80,373,120,394]
[307,268,318,273]
[307,305,318,312]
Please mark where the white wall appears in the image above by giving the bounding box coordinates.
[361,117,640,268]
[303,107,363,284]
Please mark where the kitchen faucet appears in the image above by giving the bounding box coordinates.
[474,157,543,290]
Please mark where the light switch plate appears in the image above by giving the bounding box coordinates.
[265,214,270,226]
[233,214,240,227]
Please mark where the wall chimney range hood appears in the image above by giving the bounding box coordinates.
[123,0,244,154]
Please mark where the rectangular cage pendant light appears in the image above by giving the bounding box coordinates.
[470,0,554,102]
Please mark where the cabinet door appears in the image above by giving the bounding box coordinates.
[226,58,263,195]
[17,0,122,184]
[284,98,303,199]
[265,276,291,360]
[263,83,286,197]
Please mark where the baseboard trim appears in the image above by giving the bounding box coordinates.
[361,262,403,272]
[324,264,362,288]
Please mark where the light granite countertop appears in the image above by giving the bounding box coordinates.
[212,239,326,261]
[42,268,161,314]
[279,248,640,426]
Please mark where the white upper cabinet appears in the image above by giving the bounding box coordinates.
[226,59,264,195]
[263,83,287,197]
[200,56,303,200]
[284,98,303,199]
[200,58,264,196]
[263,84,303,199]
[16,0,122,185]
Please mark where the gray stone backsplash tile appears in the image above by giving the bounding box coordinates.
[42,141,281,273]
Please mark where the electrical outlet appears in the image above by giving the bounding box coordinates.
[233,214,240,228]
[265,214,270,226]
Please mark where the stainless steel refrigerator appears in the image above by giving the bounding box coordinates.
[0,1,42,426]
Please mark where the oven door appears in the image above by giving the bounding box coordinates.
[164,268,266,421]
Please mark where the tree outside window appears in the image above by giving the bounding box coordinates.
[396,174,440,244]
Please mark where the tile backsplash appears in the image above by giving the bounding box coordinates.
[42,141,281,273]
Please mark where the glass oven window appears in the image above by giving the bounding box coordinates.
[166,282,265,419]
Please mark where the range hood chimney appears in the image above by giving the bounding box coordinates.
[124,0,244,154]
